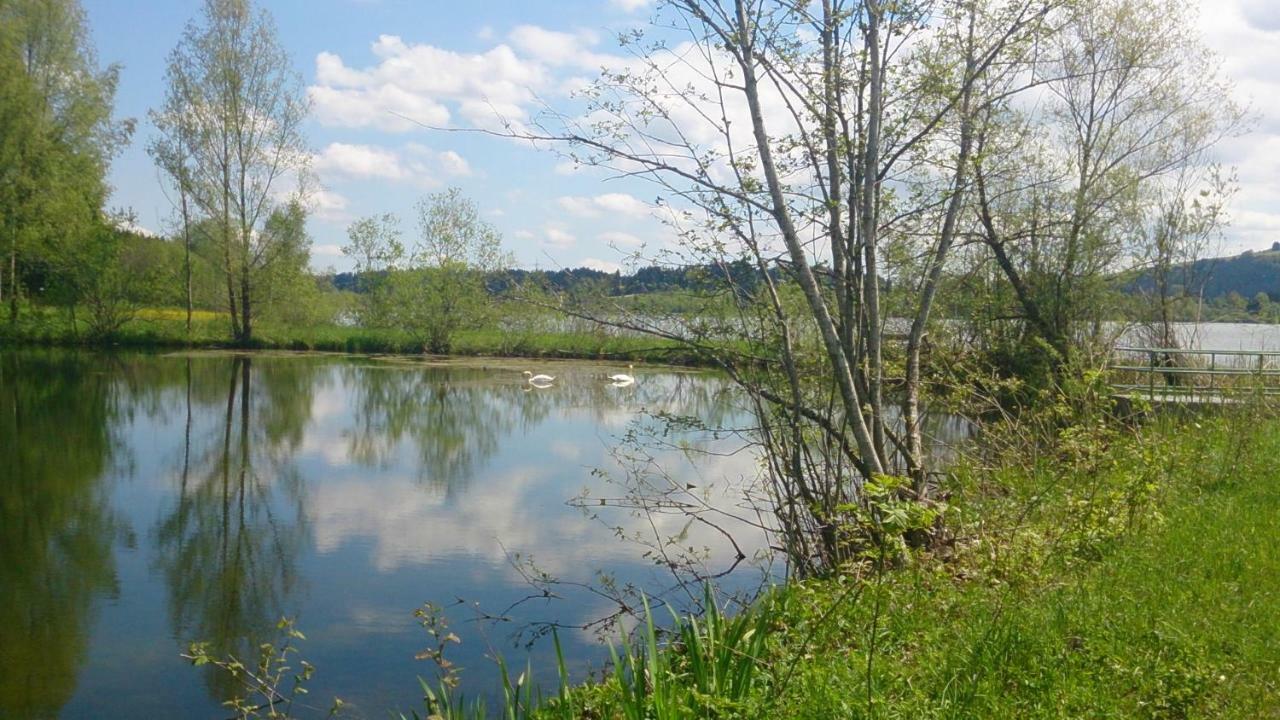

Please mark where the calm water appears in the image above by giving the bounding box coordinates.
[0,350,770,719]
[1117,321,1280,352]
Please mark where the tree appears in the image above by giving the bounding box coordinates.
[157,0,311,344]
[342,190,508,353]
[342,212,403,327]
[0,0,131,322]
[148,91,199,335]
[971,0,1243,368]
[485,0,1053,572]
[407,188,509,352]
[1131,166,1233,349]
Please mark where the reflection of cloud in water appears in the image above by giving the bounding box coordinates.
[306,441,766,583]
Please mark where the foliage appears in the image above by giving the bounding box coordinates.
[0,0,133,322]
[185,618,343,720]
[156,0,312,343]
[342,189,509,353]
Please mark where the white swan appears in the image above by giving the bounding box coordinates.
[607,364,635,384]
[523,370,555,385]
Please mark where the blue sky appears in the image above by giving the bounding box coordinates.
[85,0,1280,272]
[85,0,667,273]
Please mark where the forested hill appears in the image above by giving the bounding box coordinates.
[1124,243,1280,302]
[330,261,767,297]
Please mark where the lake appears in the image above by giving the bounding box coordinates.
[14,320,1265,718]
[0,350,771,719]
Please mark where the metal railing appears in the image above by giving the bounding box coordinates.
[1109,346,1280,403]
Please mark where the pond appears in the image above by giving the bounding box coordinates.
[0,350,772,719]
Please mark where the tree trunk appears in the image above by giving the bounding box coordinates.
[180,184,193,337]
[904,8,977,494]
[734,0,884,479]
[8,232,17,324]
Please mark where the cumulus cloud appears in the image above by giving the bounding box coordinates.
[508,25,610,68]
[312,142,473,190]
[610,0,651,11]
[1237,0,1280,31]
[579,257,623,273]
[598,231,643,248]
[313,142,406,180]
[557,192,652,219]
[310,34,555,134]
[313,243,345,256]
[310,188,351,223]
[543,225,576,250]
[1197,0,1280,251]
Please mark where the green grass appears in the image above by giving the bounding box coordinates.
[757,408,1280,719]
[0,306,706,365]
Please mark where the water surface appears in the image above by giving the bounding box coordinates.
[0,350,766,719]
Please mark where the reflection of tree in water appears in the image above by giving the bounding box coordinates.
[342,363,743,492]
[152,356,314,701]
[343,366,529,490]
[0,351,122,719]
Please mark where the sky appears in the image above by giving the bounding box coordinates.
[84,0,1280,273]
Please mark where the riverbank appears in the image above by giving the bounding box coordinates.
[398,405,1280,718]
[0,308,706,365]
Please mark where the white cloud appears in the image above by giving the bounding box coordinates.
[310,35,552,134]
[580,257,622,273]
[309,81,450,132]
[436,149,473,176]
[116,218,158,237]
[543,225,576,250]
[1196,0,1280,252]
[508,25,607,68]
[610,0,651,11]
[313,243,345,256]
[557,192,652,219]
[308,26,632,139]
[310,188,351,223]
[313,142,473,190]
[512,229,536,240]
[313,142,406,180]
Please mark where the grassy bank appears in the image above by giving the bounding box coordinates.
[200,404,1280,718]
[444,406,1277,718]
[0,307,704,365]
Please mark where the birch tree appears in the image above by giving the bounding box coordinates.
[490,0,1053,573]
[157,0,311,343]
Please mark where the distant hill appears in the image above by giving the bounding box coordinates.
[1125,243,1280,302]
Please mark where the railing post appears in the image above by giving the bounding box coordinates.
[1149,350,1156,402]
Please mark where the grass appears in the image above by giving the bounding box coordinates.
[753,406,1280,719]
[0,306,706,365]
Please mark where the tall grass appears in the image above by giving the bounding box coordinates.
[398,587,778,720]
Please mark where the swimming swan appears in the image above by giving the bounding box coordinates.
[523,370,555,384]
[607,365,635,384]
